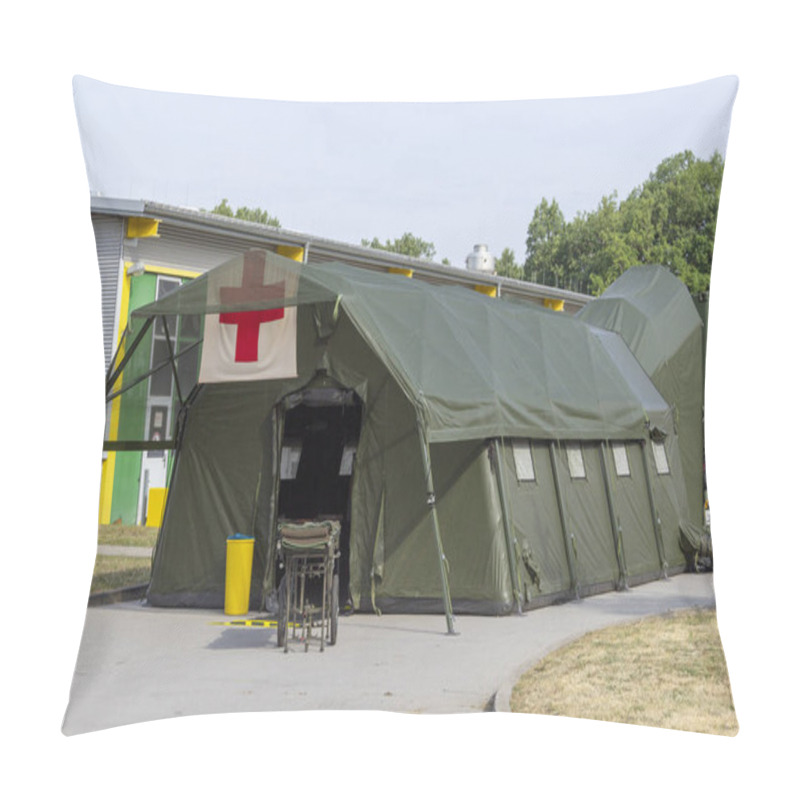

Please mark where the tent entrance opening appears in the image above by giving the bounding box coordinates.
[277,389,362,605]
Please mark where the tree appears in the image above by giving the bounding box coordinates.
[524,199,566,285]
[627,150,723,294]
[361,232,436,260]
[521,151,724,296]
[209,198,281,228]
[495,247,523,279]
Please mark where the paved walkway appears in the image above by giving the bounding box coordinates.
[62,572,715,735]
[96,545,153,558]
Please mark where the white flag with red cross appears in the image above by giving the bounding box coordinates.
[199,250,298,383]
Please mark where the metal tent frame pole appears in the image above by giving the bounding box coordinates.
[492,439,524,615]
[105,316,155,399]
[417,425,457,635]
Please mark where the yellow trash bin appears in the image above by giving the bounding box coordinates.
[224,534,255,615]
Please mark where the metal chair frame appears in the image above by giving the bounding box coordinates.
[276,521,340,652]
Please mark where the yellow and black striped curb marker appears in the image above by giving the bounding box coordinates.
[209,619,298,628]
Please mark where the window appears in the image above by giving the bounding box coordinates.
[148,277,181,401]
[652,440,670,475]
[280,441,302,480]
[512,440,535,481]
[612,443,631,477]
[176,314,201,398]
[339,443,357,476]
[566,443,586,479]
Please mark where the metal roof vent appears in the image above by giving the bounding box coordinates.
[465,244,495,274]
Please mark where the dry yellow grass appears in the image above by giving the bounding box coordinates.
[510,608,738,736]
[90,555,152,594]
[98,524,159,548]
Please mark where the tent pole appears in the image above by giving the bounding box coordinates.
[549,441,580,599]
[492,439,524,614]
[259,402,286,608]
[641,441,669,578]
[105,316,155,398]
[106,340,201,404]
[600,442,629,590]
[105,324,130,386]
[417,426,457,635]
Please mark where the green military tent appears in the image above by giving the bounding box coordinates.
[112,250,703,628]
[577,265,708,543]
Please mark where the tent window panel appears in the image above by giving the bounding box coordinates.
[652,441,670,475]
[512,439,535,482]
[339,442,357,476]
[612,442,631,477]
[280,441,302,480]
[566,443,586,479]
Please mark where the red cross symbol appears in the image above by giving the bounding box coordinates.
[219,252,286,362]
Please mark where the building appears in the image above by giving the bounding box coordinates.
[92,197,590,527]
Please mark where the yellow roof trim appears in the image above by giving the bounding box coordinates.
[276,244,305,262]
[142,264,203,280]
[126,217,161,239]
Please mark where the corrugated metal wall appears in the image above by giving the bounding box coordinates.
[128,223,268,271]
[92,214,125,368]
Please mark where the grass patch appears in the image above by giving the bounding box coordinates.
[91,555,152,595]
[510,608,738,736]
[98,524,159,548]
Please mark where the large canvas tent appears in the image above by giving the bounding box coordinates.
[109,250,704,627]
[577,265,707,540]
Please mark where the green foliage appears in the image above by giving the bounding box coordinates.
[209,198,281,228]
[495,247,523,280]
[524,198,566,285]
[361,232,436,260]
[523,151,724,295]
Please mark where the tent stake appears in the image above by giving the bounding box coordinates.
[418,426,457,635]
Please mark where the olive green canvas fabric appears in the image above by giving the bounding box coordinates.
[139,251,698,613]
[578,265,706,530]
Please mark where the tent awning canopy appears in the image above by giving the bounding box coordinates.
[130,249,672,443]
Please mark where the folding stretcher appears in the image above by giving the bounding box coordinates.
[276,519,341,652]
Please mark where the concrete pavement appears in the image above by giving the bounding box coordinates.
[96,545,153,558]
[62,572,715,735]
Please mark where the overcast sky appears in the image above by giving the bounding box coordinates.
[74,75,737,266]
